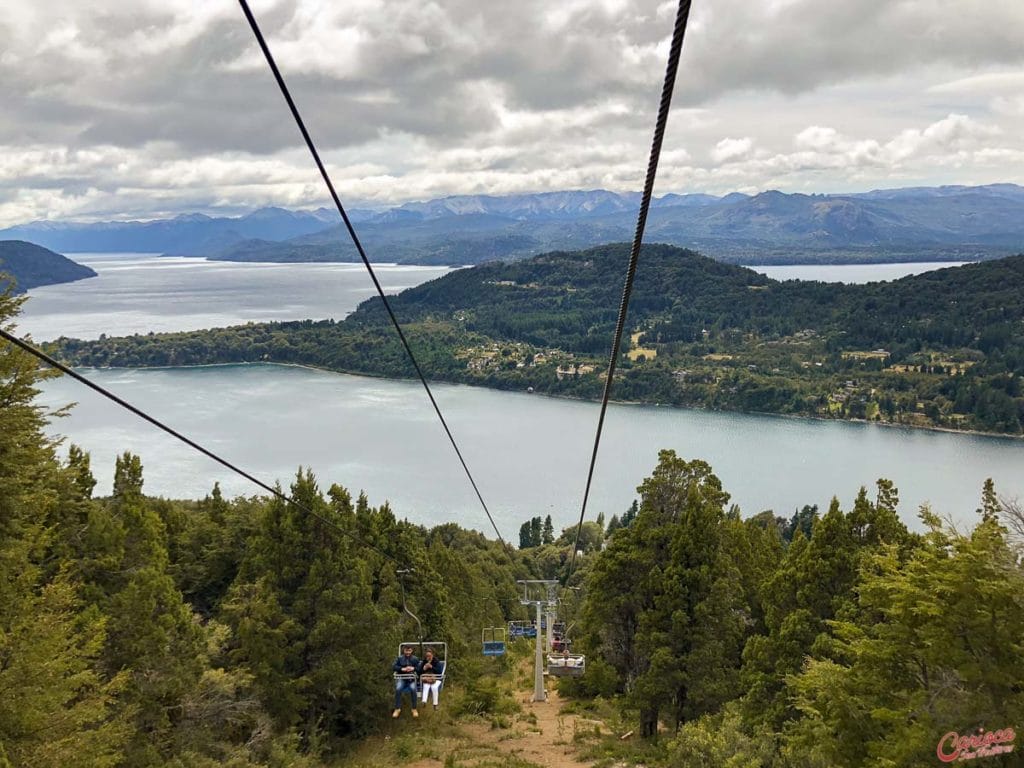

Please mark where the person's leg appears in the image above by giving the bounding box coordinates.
[408,680,418,709]
[394,680,403,714]
[421,683,429,703]
[430,681,441,705]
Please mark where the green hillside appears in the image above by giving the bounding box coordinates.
[50,244,1024,434]
[0,239,97,292]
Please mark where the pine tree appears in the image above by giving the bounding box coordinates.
[519,520,534,549]
[99,453,205,765]
[786,510,1024,766]
[228,470,395,737]
[530,516,542,547]
[542,514,555,544]
[0,293,131,766]
[582,451,747,738]
[978,477,1000,522]
[622,499,638,527]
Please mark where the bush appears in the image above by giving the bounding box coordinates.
[451,678,518,718]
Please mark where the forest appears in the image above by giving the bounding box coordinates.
[50,244,1024,435]
[3,274,1023,767]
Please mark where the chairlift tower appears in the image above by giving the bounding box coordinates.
[545,582,559,654]
[518,579,559,702]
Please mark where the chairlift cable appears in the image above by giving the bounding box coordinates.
[0,327,407,568]
[567,0,694,577]
[235,0,510,555]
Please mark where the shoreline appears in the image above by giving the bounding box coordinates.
[71,360,1024,442]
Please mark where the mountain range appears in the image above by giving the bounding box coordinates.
[4,184,1024,265]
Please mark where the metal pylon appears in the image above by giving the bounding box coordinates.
[518,580,559,703]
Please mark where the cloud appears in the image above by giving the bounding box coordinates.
[711,137,754,164]
[1,1,1024,224]
[679,0,1024,102]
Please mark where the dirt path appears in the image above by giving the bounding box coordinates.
[405,657,604,768]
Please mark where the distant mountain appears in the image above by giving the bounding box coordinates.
[0,241,97,293]
[5,184,1023,265]
[381,189,732,221]
[0,207,344,254]
[209,184,1024,266]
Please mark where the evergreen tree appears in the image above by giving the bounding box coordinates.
[99,454,205,765]
[228,470,395,738]
[622,499,639,527]
[786,511,1024,766]
[530,516,542,548]
[519,520,534,549]
[0,293,131,766]
[582,451,747,738]
[978,477,1000,522]
[742,484,910,729]
[783,504,818,542]
[542,514,555,544]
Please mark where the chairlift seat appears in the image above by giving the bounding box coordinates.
[483,641,506,656]
[508,620,537,639]
[546,653,585,678]
[482,627,507,656]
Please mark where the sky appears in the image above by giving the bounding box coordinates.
[2,0,1024,225]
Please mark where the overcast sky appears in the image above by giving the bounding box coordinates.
[2,0,1024,224]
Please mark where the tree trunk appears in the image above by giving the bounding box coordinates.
[640,707,659,740]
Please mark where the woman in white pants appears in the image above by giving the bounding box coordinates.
[418,648,445,709]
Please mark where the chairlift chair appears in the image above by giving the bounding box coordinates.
[394,641,448,689]
[508,620,536,639]
[546,651,586,678]
[482,627,507,656]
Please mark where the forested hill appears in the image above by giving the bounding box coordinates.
[362,243,1024,356]
[52,245,1024,434]
[0,240,97,292]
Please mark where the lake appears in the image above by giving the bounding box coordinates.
[18,253,452,341]
[749,261,971,284]
[37,364,1023,535]
[22,254,1022,535]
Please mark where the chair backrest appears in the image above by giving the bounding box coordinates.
[482,627,507,656]
[546,653,586,678]
[395,641,448,680]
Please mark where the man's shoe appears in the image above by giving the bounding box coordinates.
[392,709,401,718]
[412,709,419,718]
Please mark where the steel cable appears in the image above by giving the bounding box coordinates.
[568,0,694,577]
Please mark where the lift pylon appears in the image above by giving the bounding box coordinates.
[517,580,559,702]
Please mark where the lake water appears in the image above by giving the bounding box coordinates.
[18,253,452,341]
[750,261,971,284]
[37,364,1023,535]
[21,254,1022,535]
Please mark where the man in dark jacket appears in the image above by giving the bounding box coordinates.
[392,645,420,718]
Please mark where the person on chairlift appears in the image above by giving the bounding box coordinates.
[392,645,420,718]
[419,647,445,709]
